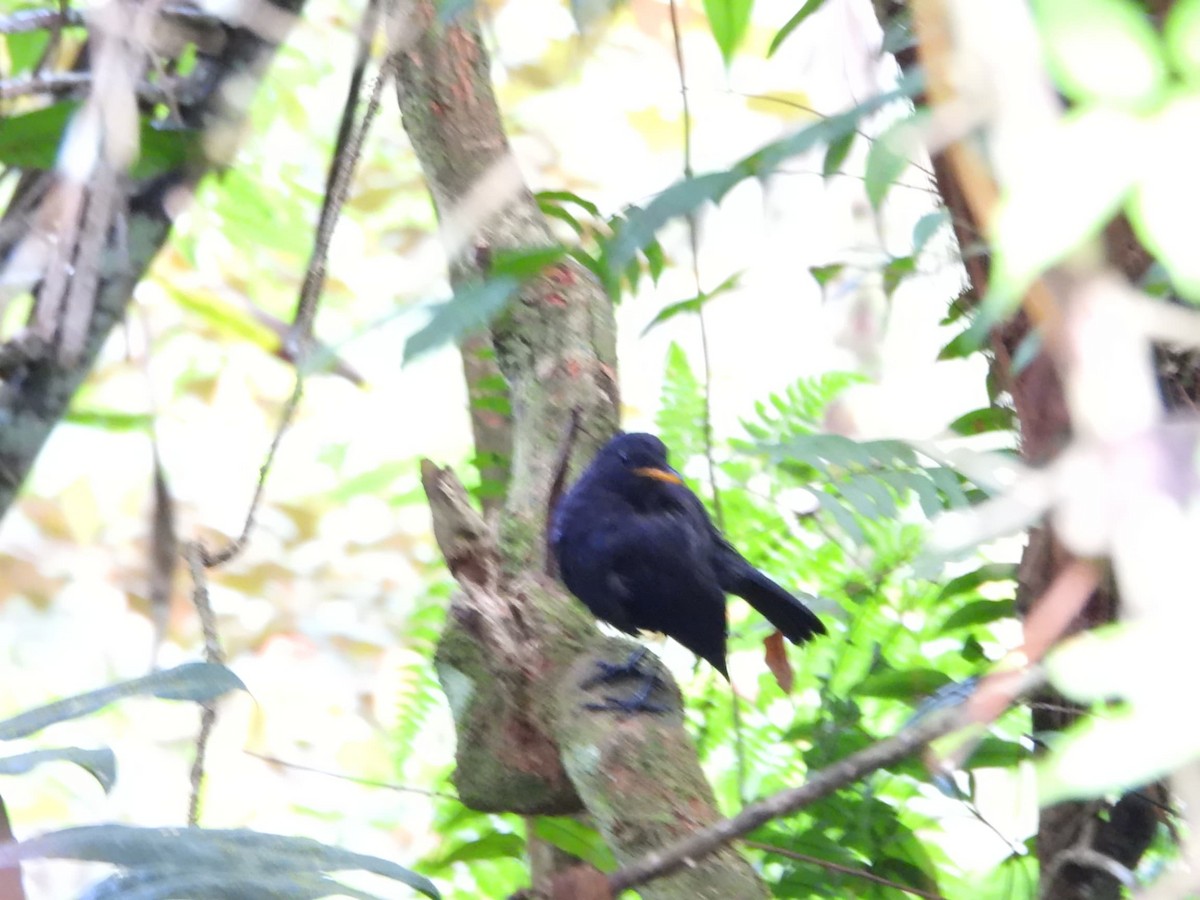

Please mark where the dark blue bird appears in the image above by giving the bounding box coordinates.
[551,432,825,703]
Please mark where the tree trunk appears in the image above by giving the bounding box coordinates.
[396,3,768,896]
[871,2,1169,895]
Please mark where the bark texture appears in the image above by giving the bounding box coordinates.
[0,1,306,519]
[397,3,767,896]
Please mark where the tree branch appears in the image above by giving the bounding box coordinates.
[608,667,1044,894]
[0,1,305,523]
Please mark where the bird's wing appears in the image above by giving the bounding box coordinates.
[602,509,730,676]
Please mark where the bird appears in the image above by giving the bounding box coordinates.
[551,431,826,710]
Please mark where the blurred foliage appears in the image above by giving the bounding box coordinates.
[0,666,441,897]
[988,0,1200,312]
[657,346,1030,898]
[6,0,1191,896]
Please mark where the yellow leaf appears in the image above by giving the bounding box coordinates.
[745,91,815,121]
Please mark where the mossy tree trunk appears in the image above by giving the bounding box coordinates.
[396,2,768,896]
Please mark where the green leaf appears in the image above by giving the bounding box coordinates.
[489,245,566,279]
[854,667,952,700]
[0,102,75,169]
[403,278,519,364]
[940,599,1015,631]
[1038,698,1200,806]
[534,818,617,872]
[1166,0,1200,80]
[768,0,828,58]
[1045,620,1152,704]
[841,472,896,519]
[428,831,524,868]
[80,870,378,899]
[939,322,985,363]
[641,272,741,335]
[0,747,117,793]
[643,237,666,283]
[657,343,707,462]
[948,406,1015,436]
[0,663,245,741]
[809,263,844,287]
[750,71,922,174]
[925,464,969,507]
[880,10,914,54]
[540,204,585,236]
[0,825,441,899]
[816,492,863,544]
[536,190,600,218]
[966,735,1028,769]
[606,172,740,274]
[865,112,926,210]
[1011,330,1043,374]
[897,470,945,519]
[64,409,154,432]
[165,285,278,350]
[1031,0,1166,107]
[937,563,1017,601]
[5,31,51,77]
[134,125,194,179]
[882,254,916,297]
[1041,618,1200,800]
[821,131,854,179]
[912,208,949,258]
[606,75,921,273]
[0,101,191,178]
[770,432,872,472]
[873,855,940,896]
[324,461,410,502]
[1128,93,1200,301]
[991,106,1141,306]
[216,169,312,257]
[704,0,754,66]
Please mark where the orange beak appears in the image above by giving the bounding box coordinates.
[633,466,683,485]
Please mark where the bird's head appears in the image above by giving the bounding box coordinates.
[592,432,683,496]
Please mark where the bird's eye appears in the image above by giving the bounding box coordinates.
[618,451,631,466]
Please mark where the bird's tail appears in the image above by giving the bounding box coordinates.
[731,564,826,644]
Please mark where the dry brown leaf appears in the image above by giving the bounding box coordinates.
[764,630,794,694]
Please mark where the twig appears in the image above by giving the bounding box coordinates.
[187,705,216,827]
[0,4,221,35]
[667,0,745,803]
[743,840,946,899]
[197,377,304,567]
[607,666,1044,894]
[183,543,226,826]
[288,0,386,353]
[0,71,174,103]
[0,6,82,33]
[244,752,460,801]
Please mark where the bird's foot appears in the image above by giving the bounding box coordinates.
[581,649,669,715]
[579,647,658,690]
[585,693,668,715]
